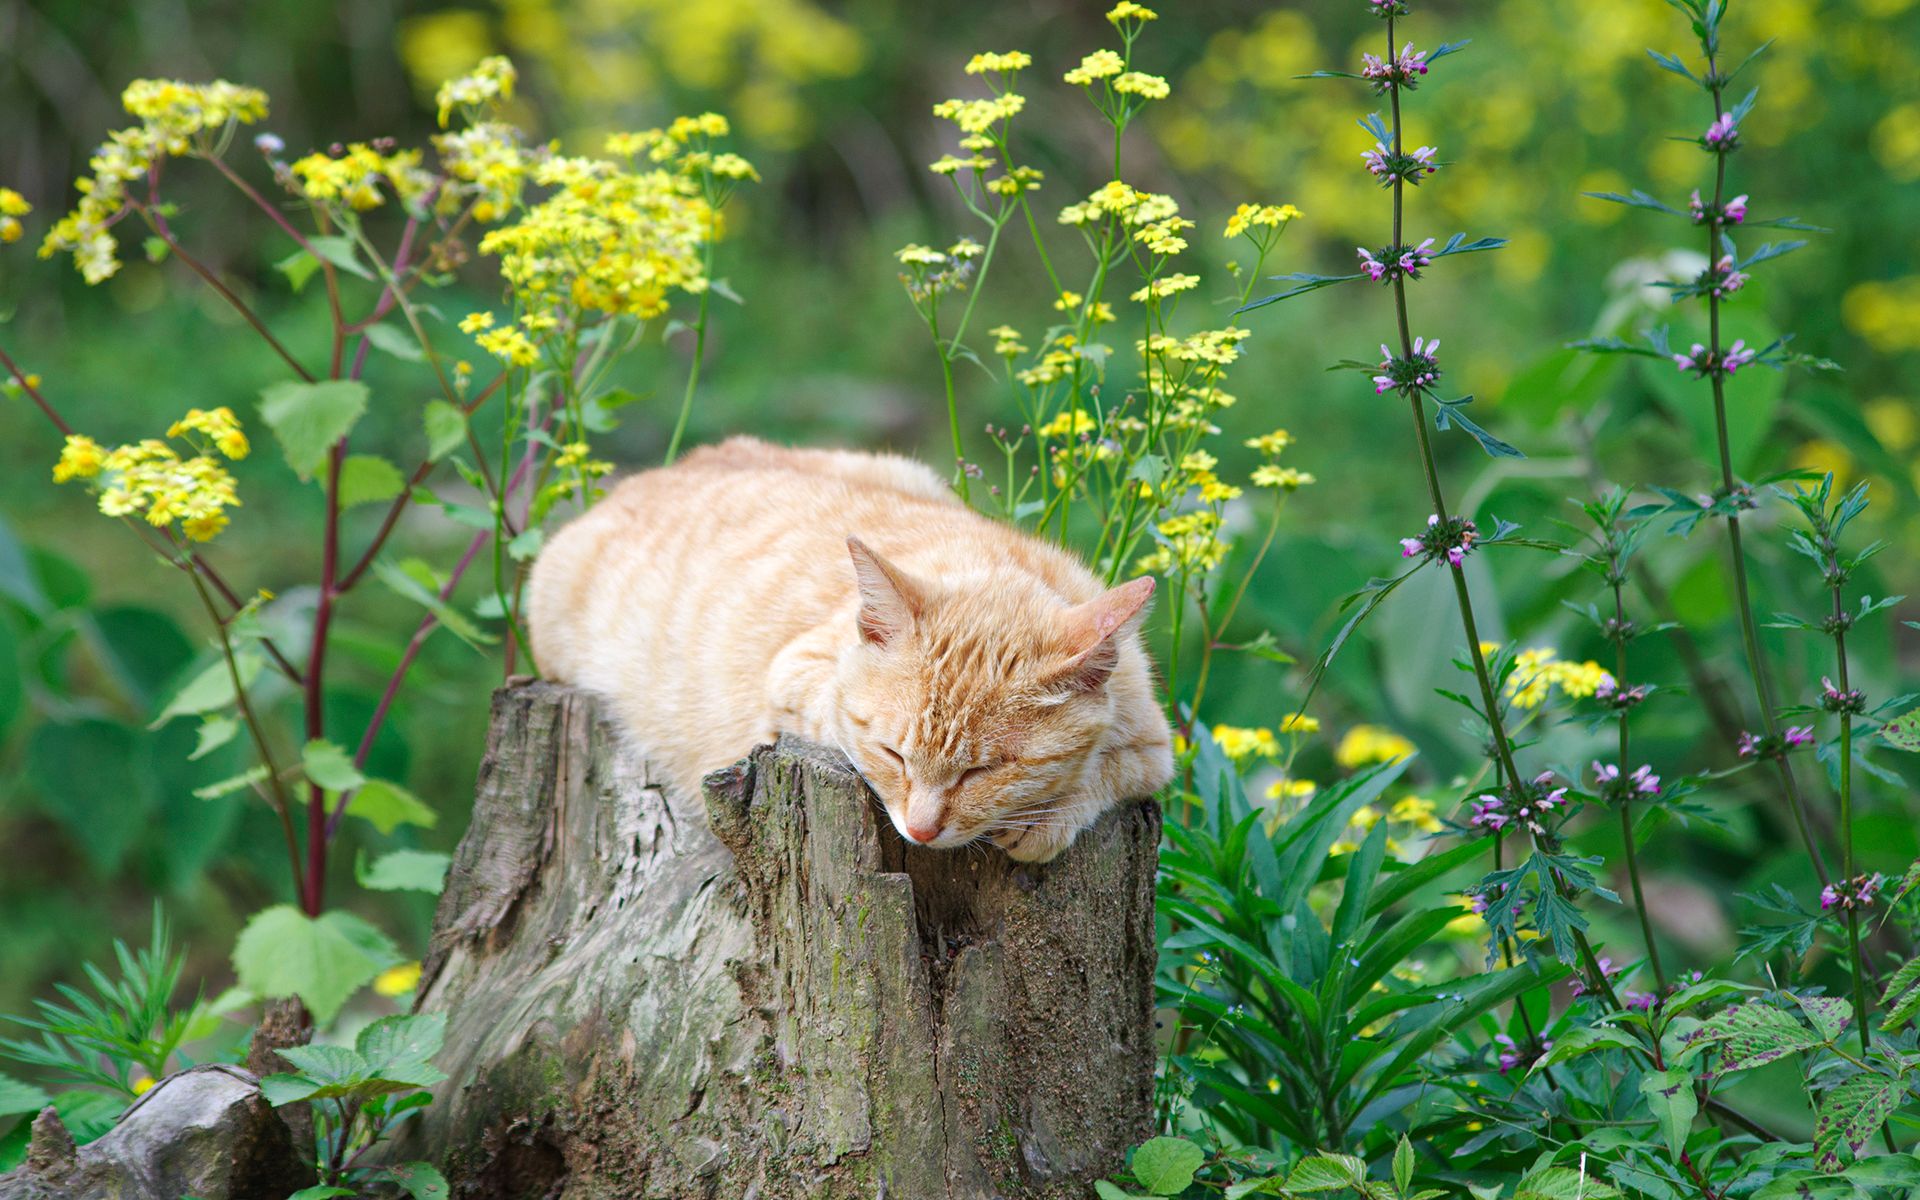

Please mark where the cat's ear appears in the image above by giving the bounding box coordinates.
[1045,576,1155,693]
[847,536,924,648]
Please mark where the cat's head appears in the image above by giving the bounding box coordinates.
[832,536,1165,856]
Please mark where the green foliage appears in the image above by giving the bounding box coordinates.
[261,1012,448,1192]
[231,906,400,1024]
[257,380,370,480]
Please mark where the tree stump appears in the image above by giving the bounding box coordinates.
[403,681,1160,1199]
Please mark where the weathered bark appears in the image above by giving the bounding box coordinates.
[403,681,1160,1199]
[0,1067,313,1200]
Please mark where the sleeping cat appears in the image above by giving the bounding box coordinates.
[527,436,1174,862]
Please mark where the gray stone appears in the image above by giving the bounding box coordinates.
[0,1065,313,1200]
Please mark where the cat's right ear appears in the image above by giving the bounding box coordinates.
[847,537,923,648]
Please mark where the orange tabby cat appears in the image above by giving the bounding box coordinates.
[527,436,1174,862]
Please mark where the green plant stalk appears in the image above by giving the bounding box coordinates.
[1696,42,1829,886]
[1831,602,1873,1051]
[1382,16,1521,791]
[664,230,719,465]
[1612,573,1667,989]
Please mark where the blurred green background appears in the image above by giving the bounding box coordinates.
[1,0,1916,1024]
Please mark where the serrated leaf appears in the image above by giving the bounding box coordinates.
[1815,1072,1905,1171]
[356,849,450,894]
[302,739,365,792]
[189,715,240,761]
[232,905,397,1024]
[193,763,269,800]
[1393,1135,1414,1195]
[356,1012,446,1082]
[364,322,425,362]
[1882,709,1920,752]
[0,1073,51,1118]
[373,558,497,649]
[259,380,369,481]
[423,401,467,463]
[1793,994,1852,1043]
[1699,1002,1824,1075]
[507,528,544,562]
[1530,1025,1642,1073]
[1514,1166,1623,1200]
[338,454,407,509]
[304,234,375,281]
[347,779,437,834]
[1130,1136,1205,1195]
[1640,1068,1698,1159]
[372,1162,450,1200]
[1878,957,1920,1033]
[1286,1153,1369,1193]
[152,653,262,727]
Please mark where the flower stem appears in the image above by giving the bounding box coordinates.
[1613,575,1666,989]
[664,232,718,465]
[1698,45,1830,886]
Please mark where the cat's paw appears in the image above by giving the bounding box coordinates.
[992,820,1073,864]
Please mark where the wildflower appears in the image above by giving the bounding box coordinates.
[1570,955,1622,999]
[1064,49,1126,86]
[1786,725,1815,746]
[1336,725,1416,769]
[1267,777,1318,802]
[52,434,107,482]
[1725,194,1749,223]
[1493,1033,1522,1073]
[1704,255,1748,298]
[166,406,249,459]
[1819,676,1867,715]
[1212,724,1279,763]
[1107,2,1158,24]
[1702,112,1739,152]
[1358,237,1434,284]
[374,961,424,996]
[1252,465,1315,490]
[0,187,28,244]
[1129,273,1199,302]
[965,51,1032,75]
[1399,511,1479,569]
[1374,336,1441,396]
[1392,795,1442,833]
[436,56,516,127]
[1245,429,1293,456]
[1737,726,1815,759]
[1279,713,1319,734]
[932,94,1026,137]
[475,325,539,366]
[1113,72,1171,101]
[990,325,1027,358]
[1363,142,1438,185]
[1673,339,1757,377]
[289,143,405,210]
[254,132,284,156]
[1360,44,1431,93]
[1624,991,1659,1011]
[1689,189,1748,225]
[1369,0,1411,16]
[1821,872,1884,912]
[947,237,984,260]
[1593,761,1660,799]
[1471,771,1568,838]
[459,311,496,333]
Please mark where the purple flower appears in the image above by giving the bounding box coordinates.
[1703,112,1739,150]
[1823,872,1886,913]
[1630,765,1660,795]
[1784,725,1814,747]
[1690,189,1749,225]
[1820,883,1840,911]
[1494,1033,1520,1073]
[1469,794,1508,831]
[1364,142,1392,178]
[1674,342,1708,373]
[1400,537,1424,557]
[1737,730,1761,758]
[1709,255,1748,297]
[1689,189,1707,222]
[255,132,285,156]
[1359,247,1387,282]
[1725,194,1749,223]
[1373,338,1442,395]
[1593,761,1620,784]
[1675,339,1759,378]
[1820,676,1867,714]
[1625,991,1658,1011]
[1570,955,1621,999]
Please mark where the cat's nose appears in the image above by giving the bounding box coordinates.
[904,818,944,845]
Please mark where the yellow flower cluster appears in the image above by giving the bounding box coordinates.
[1113,72,1171,100]
[40,78,269,283]
[436,123,532,224]
[290,144,429,212]
[1129,273,1199,302]
[1330,795,1440,858]
[435,55,516,128]
[1136,509,1227,574]
[932,94,1027,137]
[1064,50,1125,86]
[0,188,29,244]
[1107,2,1158,25]
[966,51,1033,75]
[1335,725,1417,769]
[1503,647,1613,709]
[53,412,248,541]
[1224,202,1303,239]
[1244,427,1316,491]
[1212,724,1280,763]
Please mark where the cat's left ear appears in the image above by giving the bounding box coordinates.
[1045,576,1154,693]
[847,536,925,648]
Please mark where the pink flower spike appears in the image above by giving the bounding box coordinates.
[1785,725,1814,747]
[1400,537,1423,557]
[1726,194,1748,222]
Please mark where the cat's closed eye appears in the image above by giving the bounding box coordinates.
[956,764,996,788]
[878,745,906,770]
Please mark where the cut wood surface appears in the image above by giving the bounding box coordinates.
[401,681,1160,1199]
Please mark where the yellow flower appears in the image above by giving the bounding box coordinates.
[1351,804,1383,832]
[896,243,947,266]
[1329,840,1359,857]
[1107,2,1159,23]
[1212,725,1279,763]
[436,55,516,127]
[1113,72,1171,100]
[1037,409,1098,439]
[0,187,28,244]
[1224,203,1303,239]
[1064,49,1126,86]
[1252,465,1315,490]
[374,961,423,996]
[1129,273,1200,302]
[1503,647,1614,709]
[1279,713,1319,734]
[53,434,107,482]
[1053,289,1084,312]
[1265,778,1317,801]
[131,1075,157,1096]
[475,325,539,366]
[708,152,760,182]
[931,94,1026,136]
[1336,725,1416,769]
[1392,795,1441,833]
[990,325,1027,358]
[167,407,249,460]
[460,312,495,333]
[965,51,1032,75]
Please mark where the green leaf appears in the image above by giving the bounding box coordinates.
[347,779,438,834]
[0,1073,51,1118]
[231,905,398,1024]
[189,715,240,761]
[1131,1136,1205,1195]
[356,849,451,894]
[1285,1153,1369,1193]
[1530,1025,1642,1074]
[192,763,269,800]
[1095,1184,1152,1200]
[1882,709,1920,753]
[507,528,544,562]
[1815,1072,1906,1172]
[304,234,375,281]
[26,719,147,872]
[259,380,369,481]
[1393,1135,1414,1195]
[1640,1068,1698,1159]
[287,1189,359,1200]
[1697,1002,1824,1075]
[374,558,497,648]
[275,247,323,293]
[372,1162,450,1200]
[302,739,365,792]
[423,401,466,462]
[152,653,262,727]
[1515,1166,1623,1200]
[339,454,407,509]
[356,1012,446,1083]
[364,322,426,362]
[1793,994,1852,1044]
